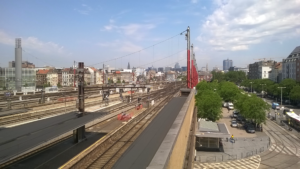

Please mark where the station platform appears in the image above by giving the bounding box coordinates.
[0,111,108,164]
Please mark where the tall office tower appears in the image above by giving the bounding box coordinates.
[223,59,233,71]
[15,38,22,92]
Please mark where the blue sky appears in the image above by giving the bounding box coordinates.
[0,0,300,70]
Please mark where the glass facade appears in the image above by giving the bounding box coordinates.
[196,137,220,150]
[0,67,36,91]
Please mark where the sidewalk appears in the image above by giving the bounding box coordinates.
[195,108,270,163]
[194,155,261,169]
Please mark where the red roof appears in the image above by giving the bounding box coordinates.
[37,69,49,74]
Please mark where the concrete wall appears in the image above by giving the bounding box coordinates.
[167,91,195,169]
[147,89,195,169]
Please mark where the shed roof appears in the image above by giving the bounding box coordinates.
[195,119,230,138]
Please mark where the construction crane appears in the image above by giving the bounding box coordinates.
[253,57,284,61]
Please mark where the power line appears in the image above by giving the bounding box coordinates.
[139,49,185,68]
[22,49,54,67]
[87,33,182,67]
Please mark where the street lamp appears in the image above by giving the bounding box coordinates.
[250,82,253,93]
[260,84,266,98]
[278,87,286,107]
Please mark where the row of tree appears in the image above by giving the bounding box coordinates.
[241,78,300,102]
[211,70,300,103]
[211,70,247,84]
[195,81,269,124]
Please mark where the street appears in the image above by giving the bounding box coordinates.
[259,97,300,169]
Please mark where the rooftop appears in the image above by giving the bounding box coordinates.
[195,119,230,138]
[37,69,49,74]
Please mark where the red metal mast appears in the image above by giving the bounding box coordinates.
[186,26,190,88]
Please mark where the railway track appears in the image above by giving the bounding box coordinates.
[0,83,165,103]
[0,84,178,168]
[0,90,117,110]
[59,85,182,169]
[0,84,170,126]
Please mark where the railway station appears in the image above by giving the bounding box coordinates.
[1,17,300,169]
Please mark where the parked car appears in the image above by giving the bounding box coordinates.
[227,102,234,110]
[284,100,290,104]
[246,125,256,133]
[231,120,238,127]
[231,110,239,118]
[237,115,245,123]
[223,102,227,107]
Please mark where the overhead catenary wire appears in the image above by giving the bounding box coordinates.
[138,49,185,68]
[22,49,54,67]
[87,33,182,67]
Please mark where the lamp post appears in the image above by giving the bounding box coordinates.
[250,82,253,93]
[278,87,286,107]
[260,84,266,98]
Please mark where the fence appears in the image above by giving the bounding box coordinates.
[195,136,270,163]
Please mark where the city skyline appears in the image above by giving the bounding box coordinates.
[0,0,300,69]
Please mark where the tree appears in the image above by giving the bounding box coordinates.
[219,81,240,102]
[117,78,121,83]
[235,94,269,124]
[57,82,62,88]
[195,81,210,93]
[290,85,300,103]
[122,80,125,83]
[211,71,224,82]
[224,71,247,84]
[279,78,297,96]
[195,90,223,122]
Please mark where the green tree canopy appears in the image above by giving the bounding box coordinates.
[195,90,222,122]
[279,78,297,96]
[235,94,269,124]
[195,81,210,93]
[219,81,240,102]
[57,82,62,88]
[224,71,247,84]
[211,71,224,82]
[290,85,300,101]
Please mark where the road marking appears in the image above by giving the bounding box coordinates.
[194,155,261,169]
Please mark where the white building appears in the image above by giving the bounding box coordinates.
[268,62,282,83]
[46,69,58,87]
[248,60,274,79]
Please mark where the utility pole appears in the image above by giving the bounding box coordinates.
[278,87,286,107]
[73,61,76,87]
[77,62,85,117]
[184,26,190,88]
